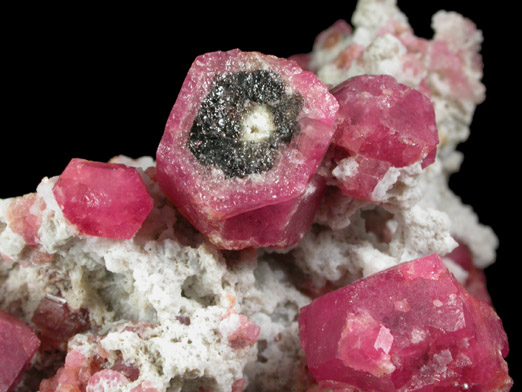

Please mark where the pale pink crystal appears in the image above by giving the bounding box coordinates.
[332,44,365,72]
[226,314,261,350]
[6,193,45,246]
[305,19,360,74]
[86,370,129,392]
[39,334,152,392]
[39,366,82,392]
[0,253,14,262]
[53,158,153,240]
[330,74,439,201]
[0,309,40,392]
[314,20,352,51]
[39,348,104,392]
[298,254,512,391]
[428,11,485,102]
[231,378,247,392]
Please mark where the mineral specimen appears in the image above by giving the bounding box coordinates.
[0,0,513,391]
[329,74,439,201]
[53,158,153,240]
[298,254,512,391]
[0,309,40,392]
[156,49,338,249]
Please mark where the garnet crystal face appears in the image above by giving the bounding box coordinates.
[53,158,153,240]
[0,309,41,392]
[330,74,439,201]
[156,49,338,249]
[298,254,512,391]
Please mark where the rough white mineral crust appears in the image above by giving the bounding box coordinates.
[0,1,498,391]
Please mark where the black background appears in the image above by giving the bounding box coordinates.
[2,1,518,385]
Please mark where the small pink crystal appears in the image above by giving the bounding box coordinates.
[314,20,352,51]
[0,309,41,392]
[39,347,105,392]
[428,12,484,102]
[330,74,439,201]
[231,378,246,392]
[446,240,492,305]
[6,193,45,246]
[39,366,81,392]
[290,19,361,74]
[332,44,365,72]
[298,254,512,391]
[156,49,338,250]
[224,313,261,350]
[86,370,129,392]
[53,158,153,239]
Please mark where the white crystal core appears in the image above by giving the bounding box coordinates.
[240,103,276,142]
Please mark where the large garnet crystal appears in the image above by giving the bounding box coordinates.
[298,254,512,391]
[156,49,338,250]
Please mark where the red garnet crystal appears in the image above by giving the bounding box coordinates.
[298,254,512,392]
[31,295,91,352]
[156,49,338,250]
[53,158,153,240]
[330,74,439,201]
[0,309,41,392]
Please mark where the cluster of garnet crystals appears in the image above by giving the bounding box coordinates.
[1,49,512,391]
[52,50,440,250]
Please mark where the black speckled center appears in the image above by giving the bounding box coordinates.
[187,69,304,178]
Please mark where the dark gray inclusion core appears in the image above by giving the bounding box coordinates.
[187,69,304,178]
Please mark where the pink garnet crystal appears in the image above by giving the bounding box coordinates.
[298,254,512,392]
[329,74,439,201]
[53,158,153,240]
[0,309,41,392]
[156,49,338,250]
[445,240,493,305]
